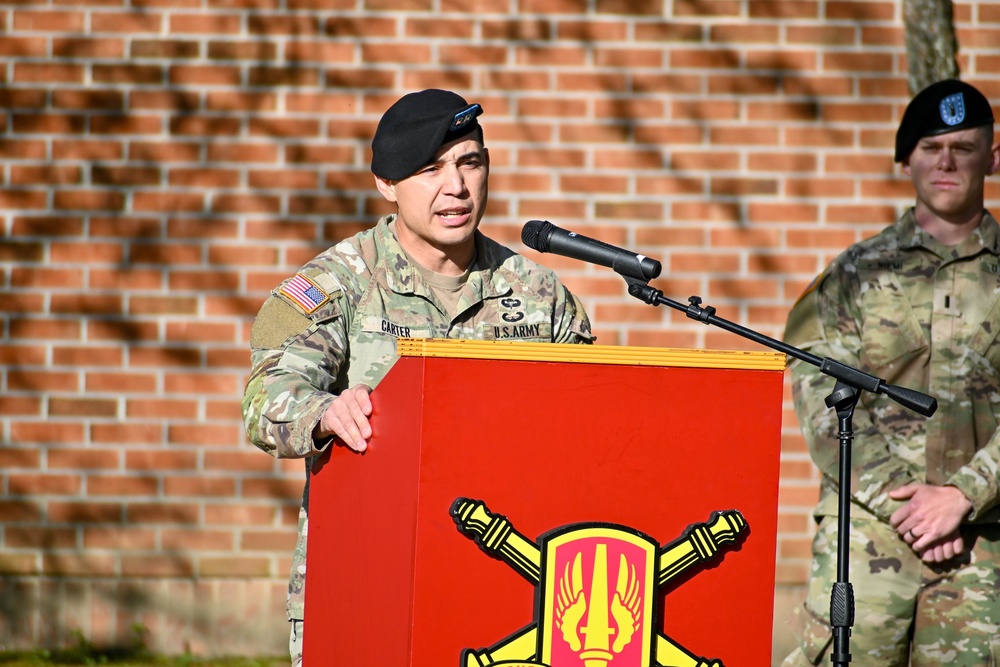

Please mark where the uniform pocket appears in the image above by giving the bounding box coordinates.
[788,602,833,666]
[856,270,926,372]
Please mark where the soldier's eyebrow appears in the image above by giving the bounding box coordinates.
[428,149,484,167]
[920,137,980,151]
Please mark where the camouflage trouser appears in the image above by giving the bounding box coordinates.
[289,619,303,667]
[782,514,1000,667]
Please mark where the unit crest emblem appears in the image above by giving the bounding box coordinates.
[451,497,749,667]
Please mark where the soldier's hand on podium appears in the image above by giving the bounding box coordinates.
[314,384,374,452]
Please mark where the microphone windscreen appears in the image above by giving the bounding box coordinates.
[520,220,551,252]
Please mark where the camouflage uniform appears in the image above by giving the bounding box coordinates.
[241,216,593,647]
[782,210,1000,667]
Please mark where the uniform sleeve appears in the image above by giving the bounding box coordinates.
[552,286,595,345]
[785,265,917,521]
[241,289,350,459]
[947,446,1000,521]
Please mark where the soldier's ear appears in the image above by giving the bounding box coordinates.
[987,141,1000,176]
[374,175,398,203]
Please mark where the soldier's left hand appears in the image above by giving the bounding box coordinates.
[913,530,964,563]
[888,483,972,554]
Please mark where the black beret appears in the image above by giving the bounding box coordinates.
[895,79,995,162]
[371,89,484,180]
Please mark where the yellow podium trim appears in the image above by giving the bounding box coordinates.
[396,338,786,371]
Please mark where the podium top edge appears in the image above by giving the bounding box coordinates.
[395,338,786,371]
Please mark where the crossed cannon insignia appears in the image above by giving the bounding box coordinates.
[451,497,748,667]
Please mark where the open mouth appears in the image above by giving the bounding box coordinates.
[437,208,471,222]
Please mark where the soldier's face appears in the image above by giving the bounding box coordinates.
[903,126,1000,223]
[375,135,489,270]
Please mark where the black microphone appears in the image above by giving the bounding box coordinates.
[521,220,661,282]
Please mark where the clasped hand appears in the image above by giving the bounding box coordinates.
[888,484,973,563]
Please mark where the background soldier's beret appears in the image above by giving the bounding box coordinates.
[371,89,484,180]
[895,79,995,162]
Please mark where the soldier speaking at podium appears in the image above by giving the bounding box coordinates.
[782,79,1000,667]
[241,89,594,665]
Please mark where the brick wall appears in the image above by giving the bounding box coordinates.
[2,0,998,661]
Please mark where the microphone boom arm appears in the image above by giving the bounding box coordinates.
[623,277,936,417]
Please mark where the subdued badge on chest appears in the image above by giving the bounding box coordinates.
[483,296,552,340]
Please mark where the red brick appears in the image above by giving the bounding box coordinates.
[9,473,83,495]
[125,450,198,471]
[0,36,48,57]
[92,11,163,32]
[84,527,157,550]
[0,499,43,522]
[85,372,158,394]
[50,294,123,316]
[125,502,199,524]
[169,13,241,33]
[0,554,40,575]
[205,504,276,526]
[131,39,200,58]
[121,555,195,577]
[0,397,43,416]
[52,139,124,160]
[129,141,201,162]
[132,192,205,213]
[0,448,42,469]
[7,527,76,549]
[88,320,159,342]
[92,65,164,85]
[89,423,162,445]
[162,529,234,551]
[169,116,241,137]
[163,476,236,497]
[53,190,126,211]
[11,266,85,288]
[51,346,124,367]
[89,268,163,290]
[169,64,241,86]
[240,530,296,551]
[13,114,86,134]
[42,554,118,576]
[49,398,118,418]
[167,423,243,445]
[47,448,119,470]
[198,556,270,577]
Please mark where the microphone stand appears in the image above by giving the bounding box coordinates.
[623,277,937,667]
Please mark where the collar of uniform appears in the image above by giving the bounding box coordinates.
[373,215,511,300]
[978,211,1000,254]
[898,207,1000,260]
[896,208,926,250]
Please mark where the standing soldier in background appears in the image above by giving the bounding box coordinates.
[241,89,593,666]
[782,79,1000,667]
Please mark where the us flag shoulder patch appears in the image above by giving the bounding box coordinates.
[280,274,329,314]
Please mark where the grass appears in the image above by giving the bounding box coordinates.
[0,627,289,667]
[0,653,289,667]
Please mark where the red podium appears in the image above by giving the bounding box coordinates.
[304,339,785,667]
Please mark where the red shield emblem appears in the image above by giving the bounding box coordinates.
[539,527,656,667]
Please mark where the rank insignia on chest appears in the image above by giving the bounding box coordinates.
[280,274,329,314]
[981,258,1000,276]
